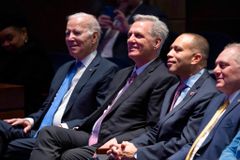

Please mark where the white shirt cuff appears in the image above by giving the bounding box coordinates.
[25,117,34,127]
[60,123,69,129]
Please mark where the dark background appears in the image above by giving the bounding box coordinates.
[1,0,240,69]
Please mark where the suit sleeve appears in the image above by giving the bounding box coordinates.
[145,76,178,129]
[28,65,65,128]
[219,131,240,160]
[66,65,118,128]
[94,66,118,108]
[133,98,212,160]
[114,75,177,142]
[167,144,191,160]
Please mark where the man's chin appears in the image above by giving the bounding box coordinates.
[69,51,79,57]
[216,84,224,91]
[128,53,139,59]
[168,68,177,74]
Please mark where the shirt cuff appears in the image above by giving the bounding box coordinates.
[134,152,137,159]
[25,117,34,127]
[60,123,69,129]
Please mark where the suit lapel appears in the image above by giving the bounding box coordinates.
[201,93,240,147]
[161,71,210,122]
[86,67,133,125]
[106,66,134,102]
[49,61,74,101]
[198,94,226,131]
[160,83,179,117]
[64,56,100,113]
[108,57,163,114]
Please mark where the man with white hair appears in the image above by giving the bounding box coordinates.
[29,14,177,160]
[0,12,118,159]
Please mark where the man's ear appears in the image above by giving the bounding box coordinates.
[92,32,98,44]
[191,52,203,64]
[154,38,161,50]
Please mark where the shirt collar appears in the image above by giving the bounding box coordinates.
[133,58,154,75]
[228,90,240,104]
[184,69,205,88]
[75,50,97,68]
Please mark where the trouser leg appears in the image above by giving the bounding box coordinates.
[30,126,90,160]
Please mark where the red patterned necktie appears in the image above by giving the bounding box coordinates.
[169,82,187,112]
[127,71,137,84]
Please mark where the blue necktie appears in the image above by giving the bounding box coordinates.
[34,62,81,137]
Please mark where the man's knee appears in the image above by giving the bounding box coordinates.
[37,126,59,140]
[61,150,80,160]
[61,147,95,160]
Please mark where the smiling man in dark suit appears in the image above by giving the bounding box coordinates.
[108,33,219,160]
[29,14,177,160]
[0,12,118,159]
[169,43,240,160]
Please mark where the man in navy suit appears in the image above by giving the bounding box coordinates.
[29,14,177,160]
[0,12,118,159]
[108,33,219,160]
[168,43,240,160]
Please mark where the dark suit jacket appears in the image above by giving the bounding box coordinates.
[78,57,177,146]
[130,70,219,160]
[28,55,118,129]
[168,93,240,160]
[101,3,167,68]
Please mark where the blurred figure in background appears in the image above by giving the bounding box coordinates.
[0,14,54,115]
[97,0,167,68]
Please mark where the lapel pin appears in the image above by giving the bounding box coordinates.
[189,91,196,96]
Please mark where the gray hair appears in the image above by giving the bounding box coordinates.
[67,12,101,43]
[224,43,240,64]
[133,14,169,51]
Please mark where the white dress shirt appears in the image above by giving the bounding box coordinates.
[26,51,97,128]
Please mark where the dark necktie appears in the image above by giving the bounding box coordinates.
[127,71,137,84]
[34,62,81,137]
[169,82,187,112]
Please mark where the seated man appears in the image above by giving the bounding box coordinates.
[29,14,177,160]
[168,43,240,160]
[0,12,118,159]
[108,33,219,160]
